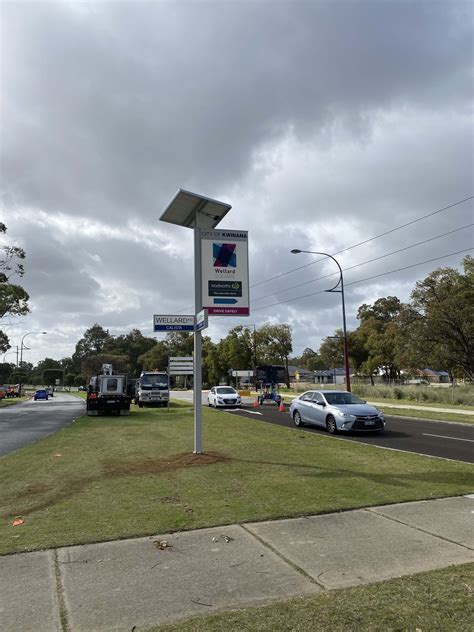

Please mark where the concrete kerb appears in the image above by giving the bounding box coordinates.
[1,495,473,631]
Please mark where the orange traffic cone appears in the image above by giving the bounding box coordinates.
[279,400,285,412]
[253,397,259,407]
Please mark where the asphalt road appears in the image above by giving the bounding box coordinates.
[4,390,470,463]
[227,404,474,464]
[0,392,85,457]
[172,391,474,464]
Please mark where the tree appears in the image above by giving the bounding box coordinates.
[220,326,254,371]
[407,256,473,380]
[294,347,325,371]
[138,340,169,372]
[0,223,29,352]
[319,333,345,372]
[103,329,156,377]
[0,362,15,383]
[202,336,224,387]
[165,331,194,357]
[258,323,293,387]
[32,357,63,385]
[356,297,405,380]
[73,324,111,369]
[81,353,129,377]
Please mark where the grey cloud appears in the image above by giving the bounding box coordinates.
[2,1,472,221]
[2,1,472,360]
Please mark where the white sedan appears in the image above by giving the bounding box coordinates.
[207,386,242,408]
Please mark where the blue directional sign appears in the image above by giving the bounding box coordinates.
[213,298,238,304]
[153,314,195,332]
[196,309,208,332]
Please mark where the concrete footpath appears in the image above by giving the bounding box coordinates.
[1,496,473,632]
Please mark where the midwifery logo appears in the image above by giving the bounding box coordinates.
[213,243,236,268]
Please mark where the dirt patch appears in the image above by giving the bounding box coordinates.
[104,451,230,477]
[6,483,50,502]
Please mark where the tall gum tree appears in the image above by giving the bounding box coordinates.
[0,223,29,352]
[408,256,473,380]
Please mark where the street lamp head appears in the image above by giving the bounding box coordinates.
[290,249,302,254]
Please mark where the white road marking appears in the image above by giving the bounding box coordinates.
[231,409,263,416]
[422,433,474,443]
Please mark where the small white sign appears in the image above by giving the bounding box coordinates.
[168,356,194,376]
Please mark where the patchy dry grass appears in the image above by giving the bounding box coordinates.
[1,403,472,555]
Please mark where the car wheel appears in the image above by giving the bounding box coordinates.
[326,415,338,434]
[293,410,304,427]
[208,399,212,407]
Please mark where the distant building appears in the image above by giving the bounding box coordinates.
[417,368,451,384]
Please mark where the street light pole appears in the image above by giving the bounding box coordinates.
[291,249,351,392]
[19,331,47,396]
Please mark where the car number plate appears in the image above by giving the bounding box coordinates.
[364,420,375,425]
[107,399,117,403]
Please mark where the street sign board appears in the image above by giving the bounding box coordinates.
[154,315,195,332]
[200,229,249,316]
[232,370,253,377]
[196,309,208,332]
[168,356,194,376]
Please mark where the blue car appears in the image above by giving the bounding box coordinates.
[34,389,49,401]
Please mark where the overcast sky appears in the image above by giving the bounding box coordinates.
[1,0,473,366]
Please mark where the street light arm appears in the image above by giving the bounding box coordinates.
[18,331,47,397]
[291,249,351,392]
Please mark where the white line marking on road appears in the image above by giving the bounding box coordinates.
[231,409,263,416]
[422,433,474,443]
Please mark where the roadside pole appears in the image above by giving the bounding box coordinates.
[194,226,203,454]
[159,190,233,456]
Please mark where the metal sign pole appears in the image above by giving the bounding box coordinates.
[194,226,203,454]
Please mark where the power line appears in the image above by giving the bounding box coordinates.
[252,223,473,303]
[252,248,473,312]
[250,195,473,289]
[172,195,473,316]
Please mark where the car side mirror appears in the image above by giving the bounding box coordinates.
[317,401,325,406]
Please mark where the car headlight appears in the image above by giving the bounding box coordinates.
[339,412,355,418]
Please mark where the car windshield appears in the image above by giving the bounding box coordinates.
[141,375,168,390]
[323,392,364,405]
[36,390,46,394]
[216,387,236,394]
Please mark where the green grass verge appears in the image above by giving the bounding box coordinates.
[367,396,474,411]
[376,407,474,424]
[0,397,29,407]
[0,404,472,555]
[151,563,474,632]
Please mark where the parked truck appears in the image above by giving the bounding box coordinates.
[135,370,170,407]
[86,364,131,416]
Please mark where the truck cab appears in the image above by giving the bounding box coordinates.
[135,371,169,407]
